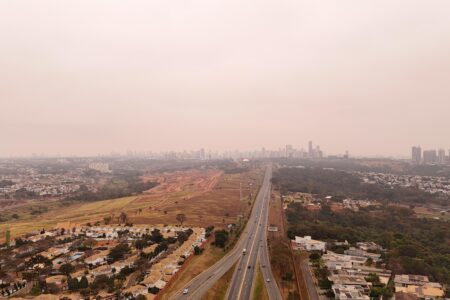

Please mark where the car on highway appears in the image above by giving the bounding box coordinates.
[183,288,189,294]
[266,279,271,282]
[248,265,251,269]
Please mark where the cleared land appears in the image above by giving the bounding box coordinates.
[0,167,263,243]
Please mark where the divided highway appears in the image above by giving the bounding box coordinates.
[225,165,282,300]
[170,166,281,300]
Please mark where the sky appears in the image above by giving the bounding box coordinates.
[1,0,450,157]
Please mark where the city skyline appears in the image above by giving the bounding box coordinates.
[1,1,450,157]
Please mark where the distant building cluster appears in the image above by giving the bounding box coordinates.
[88,162,111,173]
[0,163,88,200]
[281,141,324,159]
[411,146,449,165]
[359,171,450,197]
[101,141,340,160]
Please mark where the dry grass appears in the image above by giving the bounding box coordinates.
[267,190,299,299]
[201,262,237,300]
[414,206,450,221]
[253,266,269,300]
[159,242,226,300]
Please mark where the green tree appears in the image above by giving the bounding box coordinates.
[213,230,229,248]
[79,276,89,289]
[108,243,130,262]
[68,277,79,290]
[60,263,75,275]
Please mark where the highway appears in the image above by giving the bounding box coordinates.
[225,165,282,300]
[170,166,281,300]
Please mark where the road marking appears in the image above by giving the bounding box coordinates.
[235,183,268,300]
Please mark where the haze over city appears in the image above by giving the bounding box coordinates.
[1,0,450,157]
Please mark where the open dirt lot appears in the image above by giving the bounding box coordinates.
[0,167,264,242]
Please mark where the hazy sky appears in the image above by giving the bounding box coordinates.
[1,1,450,157]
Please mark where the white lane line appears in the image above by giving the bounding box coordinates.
[235,183,268,300]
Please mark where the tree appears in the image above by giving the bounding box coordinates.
[104,216,112,225]
[213,230,229,248]
[108,243,130,262]
[177,231,188,243]
[68,277,79,290]
[150,229,163,243]
[176,213,186,226]
[194,246,203,255]
[135,239,147,250]
[79,276,89,289]
[148,286,160,294]
[30,282,42,296]
[119,212,128,224]
[60,263,74,275]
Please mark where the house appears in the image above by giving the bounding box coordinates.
[91,265,113,277]
[40,246,70,260]
[356,242,384,252]
[154,279,166,289]
[394,275,444,299]
[332,284,370,300]
[322,251,367,270]
[84,250,109,267]
[111,255,137,272]
[143,272,162,287]
[344,247,381,262]
[45,275,67,291]
[124,284,148,298]
[291,236,326,251]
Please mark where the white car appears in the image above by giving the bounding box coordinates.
[266,279,271,282]
[183,288,189,294]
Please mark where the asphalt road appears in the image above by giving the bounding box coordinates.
[225,165,282,300]
[170,166,281,300]
[301,260,320,300]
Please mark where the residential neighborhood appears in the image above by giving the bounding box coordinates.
[291,236,446,300]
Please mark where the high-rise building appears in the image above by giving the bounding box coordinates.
[308,141,313,157]
[285,145,294,158]
[411,146,422,163]
[438,149,446,164]
[316,146,323,158]
[423,150,437,164]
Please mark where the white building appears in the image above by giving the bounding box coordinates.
[292,236,326,251]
